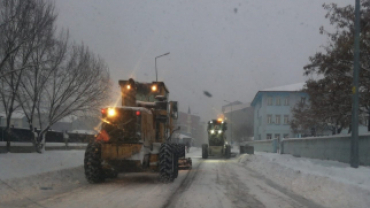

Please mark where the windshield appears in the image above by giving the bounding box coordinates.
[1,0,369,208]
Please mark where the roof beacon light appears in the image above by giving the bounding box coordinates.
[101,108,107,114]
[217,118,223,123]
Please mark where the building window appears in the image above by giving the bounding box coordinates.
[267,134,272,140]
[267,115,272,124]
[301,97,306,104]
[267,97,273,106]
[283,134,289,139]
[284,97,289,106]
[284,115,289,124]
[275,134,280,139]
[276,97,281,106]
[275,115,280,124]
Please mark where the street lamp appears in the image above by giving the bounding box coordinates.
[224,100,233,145]
[155,52,170,82]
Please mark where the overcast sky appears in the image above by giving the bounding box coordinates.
[54,0,352,121]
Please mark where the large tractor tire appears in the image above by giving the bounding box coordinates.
[202,144,208,159]
[84,141,105,183]
[225,145,231,159]
[159,144,176,183]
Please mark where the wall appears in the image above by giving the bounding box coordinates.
[245,139,278,153]
[281,135,370,166]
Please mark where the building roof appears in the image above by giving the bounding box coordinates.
[261,82,306,92]
[251,82,306,106]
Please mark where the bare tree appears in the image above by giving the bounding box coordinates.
[34,44,110,152]
[0,0,56,151]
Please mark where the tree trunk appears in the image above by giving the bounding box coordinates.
[36,129,48,153]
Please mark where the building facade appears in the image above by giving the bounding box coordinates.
[251,83,308,140]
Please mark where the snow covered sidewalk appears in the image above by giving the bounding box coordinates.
[239,152,370,208]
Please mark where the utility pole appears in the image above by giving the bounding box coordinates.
[351,0,360,168]
[155,52,170,82]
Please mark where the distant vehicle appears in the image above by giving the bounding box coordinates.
[84,78,191,184]
[202,118,231,159]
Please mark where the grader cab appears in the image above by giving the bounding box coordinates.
[84,78,191,183]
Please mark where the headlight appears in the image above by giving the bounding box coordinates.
[107,108,116,117]
[218,130,222,134]
[210,130,215,134]
[126,85,131,90]
[151,85,157,91]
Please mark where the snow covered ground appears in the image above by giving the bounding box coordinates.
[1,148,369,208]
[0,150,85,180]
[239,152,370,208]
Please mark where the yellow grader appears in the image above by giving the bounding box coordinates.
[84,78,191,183]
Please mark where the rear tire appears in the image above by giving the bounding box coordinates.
[84,141,105,183]
[202,144,208,159]
[225,145,231,159]
[177,144,186,158]
[160,144,175,183]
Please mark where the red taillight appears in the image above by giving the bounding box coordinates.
[136,111,141,116]
[101,108,107,114]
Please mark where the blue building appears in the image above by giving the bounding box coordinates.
[251,83,308,140]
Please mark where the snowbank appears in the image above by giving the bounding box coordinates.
[239,153,370,208]
[0,150,85,180]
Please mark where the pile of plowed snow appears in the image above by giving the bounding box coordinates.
[239,153,370,208]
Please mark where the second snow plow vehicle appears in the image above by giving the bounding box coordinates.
[84,78,191,183]
[202,118,231,159]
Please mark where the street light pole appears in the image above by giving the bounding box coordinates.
[224,100,233,145]
[155,52,170,82]
[351,0,361,168]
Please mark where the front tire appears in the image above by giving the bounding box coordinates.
[202,144,208,159]
[84,141,105,183]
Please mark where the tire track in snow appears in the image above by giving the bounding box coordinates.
[161,159,203,208]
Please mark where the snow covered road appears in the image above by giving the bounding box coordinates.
[0,148,328,208]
